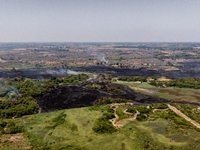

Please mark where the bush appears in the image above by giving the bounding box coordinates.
[103,113,115,119]
[71,124,78,131]
[100,85,123,94]
[150,103,168,109]
[126,107,136,113]
[85,83,101,89]
[135,106,151,114]
[136,114,147,121]
[6,121,23,134]
[0,120,7,127]
[92,117,116,133]
[107,107,115,113]
[46,113,66,129]
[93,105,116,133]
[151,76,161,81]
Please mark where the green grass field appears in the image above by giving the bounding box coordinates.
[1,104,200,150]
[113,81,200,104]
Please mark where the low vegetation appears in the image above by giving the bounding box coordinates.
[126,107,136,113]
[1,103,200,149]
[159,109,198,130]
[0,96,38,119]
[116,105,131,120]
[103,71,115,74]
[0,120,23,135]
[0,74,88,119]
[150,103,168,109]
[94,97,129,105]
[86,83,123,94]
[92,115,116,133]
[149,77,200,89]
[85,83,101,89]
[170,103,200,124]
[118,76,147,82]
[100,85,123,94]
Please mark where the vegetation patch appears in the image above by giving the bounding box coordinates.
[116,105,131,120]
[103,71,115,74]
[0,74,88,119]
[0,96,38,119]
[0,120,23,135]
[92,116,116,133]
[86,83,123,94]
[150,103,168,109]
[45,113,67,129]
[100,85,123,94]
[170,103,200,124]
[85,83,101,89]
[126,107,136,113]
[118,76,147,82]
[94,97,129,105]
[159,109,197,130]
[149,77,200,89]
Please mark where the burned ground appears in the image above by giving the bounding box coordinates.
[0,66,200,80]
[36,83,171,113]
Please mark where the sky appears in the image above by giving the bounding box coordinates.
[0,0,200,42]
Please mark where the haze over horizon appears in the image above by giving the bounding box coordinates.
[0,0,200,43]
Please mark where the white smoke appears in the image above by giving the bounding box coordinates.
[98,55,108,64]
[45,68,79,76]
[87,47,108,64]
[59,69,67,75]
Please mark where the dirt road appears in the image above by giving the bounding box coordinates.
[168,104,200,129]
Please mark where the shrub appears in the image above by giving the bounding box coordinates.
[92,118,116,133]
[6,121,23,134]
[104,113,115,119]
[100,85,123,94]
[71,124,78,131]
[150,103,168,109]
[107,107,115,113]
[135,106,151,114]
[126,107,136,113]
[85,83,101,89]
[136,114,147,121]
[46,113,66,129]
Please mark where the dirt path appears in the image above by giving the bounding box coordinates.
[109,103,139,128]
[115,111,139,128]
[168,104,200,129]
[109,103,200,129]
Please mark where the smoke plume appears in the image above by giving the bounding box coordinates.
[87,47,108,64]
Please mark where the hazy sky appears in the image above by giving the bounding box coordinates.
[0,0,200,42]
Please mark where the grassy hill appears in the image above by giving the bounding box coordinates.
[1,103,200,150]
